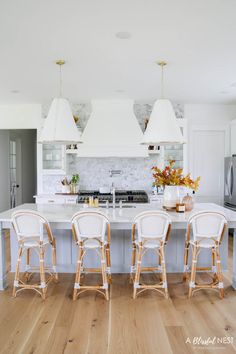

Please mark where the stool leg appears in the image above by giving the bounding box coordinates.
[159,252,163,283]
[101,244,109,300]
[39,245,46,300]
[189,244,198,298]
[183,241,190,281]
[105,243,112,284]
[13,246,23,297]
[106,225,112,284]
[130,245,137,283]
[160,245,168,299]
[215,246,224,299]
[73,244,83,301]
[24,248,30,282]
[212,247,217,283]
[133,245,142,299]
[80,249,85,279]
[52,239,58,282]
[130,224,136,283]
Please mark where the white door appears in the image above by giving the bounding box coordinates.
[190,129,226,204]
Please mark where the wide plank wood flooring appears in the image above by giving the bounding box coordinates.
[0,234,236,354]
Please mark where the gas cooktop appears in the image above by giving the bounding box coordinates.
[77,190,149,203]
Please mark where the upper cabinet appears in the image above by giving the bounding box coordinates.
[42,144,66,174]
[164,144,183,169]
[230,119,236,156]
[160,119,188,171]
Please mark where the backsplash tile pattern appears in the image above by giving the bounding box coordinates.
[42,102,184,193]
[67,156,160,192]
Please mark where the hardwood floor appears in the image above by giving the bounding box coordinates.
[0,234,236,354]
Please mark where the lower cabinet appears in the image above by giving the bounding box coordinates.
[35,195,78,204]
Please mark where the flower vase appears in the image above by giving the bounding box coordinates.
[70,183,78,194]
[163,186,180,210]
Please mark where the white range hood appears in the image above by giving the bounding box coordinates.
[77,100,148,157]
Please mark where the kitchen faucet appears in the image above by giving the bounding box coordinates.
[111,182,116,208]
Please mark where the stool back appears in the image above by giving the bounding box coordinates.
[12,209,53,243]
[188,211,227,243]
[133,211,171,243]
[71,211,110,243]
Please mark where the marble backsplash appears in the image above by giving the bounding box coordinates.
[42,102,184,194]
[67,156,160,192]
[42,154,161,193]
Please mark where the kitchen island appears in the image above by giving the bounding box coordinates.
[0,202,236,290]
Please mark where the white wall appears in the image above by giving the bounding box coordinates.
[0,104,42,129]
[185,104,236,124]
[185,104,236,164]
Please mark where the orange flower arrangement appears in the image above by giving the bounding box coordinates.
[152,160,200,191]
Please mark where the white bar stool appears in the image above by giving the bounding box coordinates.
[12,210,58,299]
[71,211,111,301]
[183,211,227,298]
[130,211,171,299]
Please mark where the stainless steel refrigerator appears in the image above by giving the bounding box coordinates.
[224,156,236,210]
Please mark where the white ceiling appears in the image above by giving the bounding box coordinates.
[1,0,236,104]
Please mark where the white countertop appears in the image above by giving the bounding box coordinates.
[0,203,236,228]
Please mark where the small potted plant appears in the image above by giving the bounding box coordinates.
[152,160,200,209]
[70,173,80,194]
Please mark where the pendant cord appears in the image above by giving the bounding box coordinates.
[161,64,164,99]
[157,61,166,99]
[56,60,65,97]
[59,64,62,97]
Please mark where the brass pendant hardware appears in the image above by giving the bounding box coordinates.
[55,60,65,66]
[157,61,167,67]
[156,60,167,98]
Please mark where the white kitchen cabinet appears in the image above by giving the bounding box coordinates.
[35,194,78,204]
[230,119,236,155]
[160,119,188,172]
[42,144,66,174]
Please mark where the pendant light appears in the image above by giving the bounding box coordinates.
[141,61,184,146]
[39,60,82,144]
